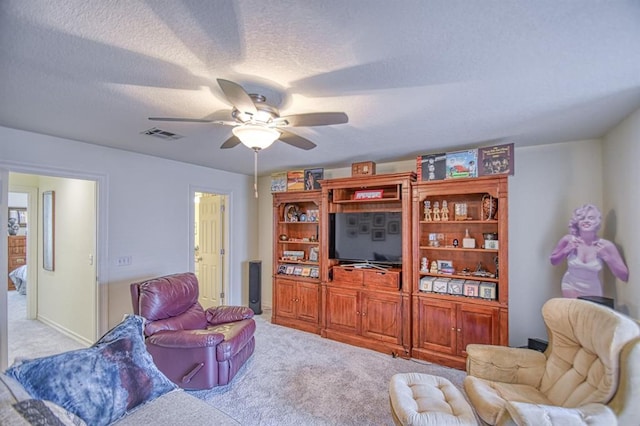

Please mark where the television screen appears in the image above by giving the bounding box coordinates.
[330,212,402,265]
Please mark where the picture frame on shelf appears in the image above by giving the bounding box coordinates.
[359,223,370,234]
[372,229,385,241]
[387,220,399,234]
[309,247,319,262]
[372,213,385,227]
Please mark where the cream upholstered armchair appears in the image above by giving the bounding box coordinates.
[464,298,640,426]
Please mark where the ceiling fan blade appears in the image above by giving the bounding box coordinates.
[220,135,242,149]
[279,130,317,150]
[217,79,258,116]
[274,112,348,127]
[148,117,213,122]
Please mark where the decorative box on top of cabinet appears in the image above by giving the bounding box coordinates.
[411,176,509,369]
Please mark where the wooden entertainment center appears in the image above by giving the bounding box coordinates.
[271,172,509,369]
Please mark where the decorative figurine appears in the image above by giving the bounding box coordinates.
[421,257,428,271]
[453,238,459,248]
[423,200,432,221]
[550,203,629,299]
[441,200,449,221]
[433,201,440,221]
[430,261,438,274]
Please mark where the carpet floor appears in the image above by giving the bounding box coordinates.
[7,290,86,364]
[190,312,470,426]
[7,293,474,425]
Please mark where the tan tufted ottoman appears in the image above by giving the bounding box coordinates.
[389,373,476,426]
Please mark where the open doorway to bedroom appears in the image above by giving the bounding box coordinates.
[7,172,97,364]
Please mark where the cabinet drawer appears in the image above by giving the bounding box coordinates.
[10,246,25,255]
[332,267,364,286]
[363,270,399,290]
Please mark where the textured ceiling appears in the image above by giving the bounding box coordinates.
[1,1,640,175]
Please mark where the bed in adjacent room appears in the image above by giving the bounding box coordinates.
[9,265,27,295]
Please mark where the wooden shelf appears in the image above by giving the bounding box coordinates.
[279,240,319,245]
[419,220,498,225]
[419,246,498,253]
[417,271,498,283]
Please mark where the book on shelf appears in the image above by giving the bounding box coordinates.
[270,171,288,192]
[287,170,305,191]
[445,149,478,179]
[416,153,446,181]
[478,142,514,176]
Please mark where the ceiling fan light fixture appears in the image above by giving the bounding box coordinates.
[232,124,280,150]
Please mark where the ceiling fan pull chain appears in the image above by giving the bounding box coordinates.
[254,149,259,198]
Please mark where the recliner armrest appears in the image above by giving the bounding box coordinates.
[466,344,546,387]
[147,329,225,348]
[496,401,617,426]
[206,305,254,325]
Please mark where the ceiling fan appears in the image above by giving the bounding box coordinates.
[149,78,349,152]
[149,78,348,197]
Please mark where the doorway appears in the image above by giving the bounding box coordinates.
[193,191,228,309]
[3,171,99,369]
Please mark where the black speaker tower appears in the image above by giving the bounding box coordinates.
[248,260,262,314]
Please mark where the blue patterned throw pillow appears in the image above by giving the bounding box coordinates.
[5,315,176,426]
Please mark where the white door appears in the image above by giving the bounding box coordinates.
[195,193,224,308]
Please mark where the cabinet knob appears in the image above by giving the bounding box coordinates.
[457,328,461,332]
[362,312,366,316]
[356,311,360,315]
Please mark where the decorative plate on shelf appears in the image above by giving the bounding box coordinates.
[284,204,299,222]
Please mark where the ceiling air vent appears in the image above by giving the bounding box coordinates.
[141,127,183,140]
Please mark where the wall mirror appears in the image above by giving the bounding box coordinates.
[43,190,55,271]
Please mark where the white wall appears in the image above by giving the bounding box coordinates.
[0,126,257,334]
[257,143,605,346]
[603,107,640,318]
[35,176,96,343]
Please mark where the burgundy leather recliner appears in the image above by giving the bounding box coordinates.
[130,272,256,390]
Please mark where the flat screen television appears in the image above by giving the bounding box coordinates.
[329,212,402,267]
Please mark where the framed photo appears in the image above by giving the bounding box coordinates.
[359,213,371,222]
[277,265,287,274]
[372,229,385,241]
[346,214,358,227]
[347,228,357,238]
[309,247,319,262]
[359,223,370,234]
[387,220,399,234]
[373,213,385,227]
[436,260,453,271]
[285,265,295,275]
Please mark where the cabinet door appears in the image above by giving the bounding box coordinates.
[360,291,403,344]
[274,279,296,319]
[325,286,359,334]
[296,281,320,324]
[456,304,500,357]
[415,298,457,356]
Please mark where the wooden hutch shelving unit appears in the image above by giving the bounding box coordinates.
[271,172,510,369]
[271,190,323,334]
[320,172,416,357]
[411,175,509,369]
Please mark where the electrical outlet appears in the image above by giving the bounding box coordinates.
[116,256,132,266]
